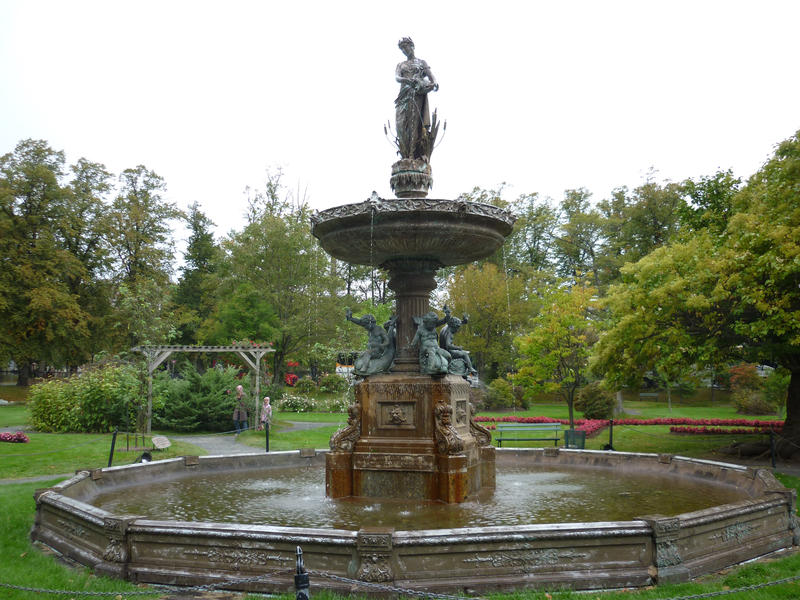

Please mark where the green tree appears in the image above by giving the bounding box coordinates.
[174,202,220,344]
[0,140,91,384]
[445,262,530,381]
[553,189,604,287]
[514,283,598,427]
[106,165,182,285]
[105,165,183,350]
[594,130,800,449]
[207,171,341,383]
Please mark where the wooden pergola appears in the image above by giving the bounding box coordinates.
[131,345,274,433]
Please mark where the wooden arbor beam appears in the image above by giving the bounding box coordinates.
[131,345,275,433]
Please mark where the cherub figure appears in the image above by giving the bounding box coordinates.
[346,308,396,376]
[410,309,451,375]
[439,308,477,376]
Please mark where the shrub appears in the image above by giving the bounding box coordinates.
[152,365,244,432]
[485,378,515,409]
[319,373,349,394]
[28,364,138,433]
[276,393,315,412]
[732,389,775,415]
[293,377,318,396]
[729,363,762,392]
[763,368,790,409]
[575,382,615,420]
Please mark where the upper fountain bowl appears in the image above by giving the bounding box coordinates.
[310,195,516,267]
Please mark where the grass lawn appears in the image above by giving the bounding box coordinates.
[237,418,341,451]
[0,403,29,428]
[0,432,205,480]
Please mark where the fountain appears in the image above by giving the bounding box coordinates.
[29,39,798,594]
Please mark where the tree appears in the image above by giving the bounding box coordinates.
[594,130,800,451]
[553,189,604,287]
[174,202,220,344]
[104,165,183,350]
[207,172,342,383]
[106,165,182,285]
[0,140,91,384]
[514,283,598,428]
[445,263,530,381]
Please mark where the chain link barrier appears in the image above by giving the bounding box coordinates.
[0,567,286,597]
[2,562,800,599]
[308,569,483,600]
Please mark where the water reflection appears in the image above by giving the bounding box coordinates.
[93,465,746,530]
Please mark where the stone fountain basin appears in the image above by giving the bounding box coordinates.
[31,449,797,594]
[310,198,515,266]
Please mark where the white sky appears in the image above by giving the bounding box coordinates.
[2,0,799,244]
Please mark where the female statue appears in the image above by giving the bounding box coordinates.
[395,37,438,161]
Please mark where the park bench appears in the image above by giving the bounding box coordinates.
[639,392,659,399]
[494,422,562,447]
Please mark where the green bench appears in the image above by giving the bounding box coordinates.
[494,422,562,447]
[639,392,659,399]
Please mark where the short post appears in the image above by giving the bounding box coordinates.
[770,429,777,468]
[108,428,118,467]
[607,419,615,451]
[265,424,270,453]
[295,546,310,600]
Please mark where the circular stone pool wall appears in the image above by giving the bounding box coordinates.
[31,448,799,594]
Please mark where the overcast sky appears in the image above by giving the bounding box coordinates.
[2,0,799,243]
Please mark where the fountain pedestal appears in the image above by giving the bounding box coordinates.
[312,196,513,502]
[326,373,495,502]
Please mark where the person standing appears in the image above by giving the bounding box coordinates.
[260,396,273,452]
[259,396,272,431]
[233,385,248,434]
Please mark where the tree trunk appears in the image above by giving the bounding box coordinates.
[781,365,800,443]
[17,362,32,386]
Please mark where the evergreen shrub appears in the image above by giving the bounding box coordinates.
[152,365,244,432]
[575,381,615,420]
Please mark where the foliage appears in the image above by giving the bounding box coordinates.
[318,373,349,394]
[514,283,598,427]
[174,202,220,344]
[204,170,342,384]
[445,262,530,380]
[0,431,29,442]
[293,377,318,395]
[728,363,762,392]
[28,364,138,432]
[152,364,243,432]
[732,389,776,416]
[275,393,315,412]
[484,377,515,409]
[575,381,615,419]
[763,368,790,409]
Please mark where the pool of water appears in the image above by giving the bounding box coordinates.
[91,464,747,530]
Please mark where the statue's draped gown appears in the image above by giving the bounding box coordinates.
[395,58,433,159]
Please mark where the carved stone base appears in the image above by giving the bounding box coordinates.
[390,159,432,198]
[327,373,494,503]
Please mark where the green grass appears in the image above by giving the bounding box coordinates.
[237,419,341,451]
[0,480,161,600]
[0,403,29,428]
[0,432,206,480]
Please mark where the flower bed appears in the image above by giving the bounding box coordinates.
[474,416,785,438]
[670,425,782,435]
[0,431,29,443]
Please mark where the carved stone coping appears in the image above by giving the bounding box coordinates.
[310,196,516,228]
